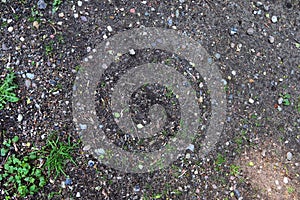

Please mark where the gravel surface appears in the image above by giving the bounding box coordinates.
[0,0,299,199]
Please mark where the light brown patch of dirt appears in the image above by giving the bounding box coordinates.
[236,139,299,200]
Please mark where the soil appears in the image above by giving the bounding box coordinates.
[0,0,299,199]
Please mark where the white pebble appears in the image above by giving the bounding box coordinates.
[271,16,278,23]
[283,177,288,184]
[137,124,144,129]
[77,1,82,6]
[8,26,13,32]
[249,98,255,104]
[33,21,39,29]
[107,26,113,32]
[186,144,194,152]
[231,70,236,76]
[76,192,81,198]
[87,46,91,52]
[17,114,23,122]
[278,97,283,104]
[20,37,25,42]
[269,36,275,44]
[58,12,64,18]
[129,49,136,55]
[74,13,79,18]
[185,153,191,159]
[61,181,66,188]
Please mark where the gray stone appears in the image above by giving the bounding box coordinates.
[247,28,254,35]
[287,152,292,161]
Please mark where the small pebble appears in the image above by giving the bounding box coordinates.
[236,43,242,52]
[95,148,105,155]
[231,70,236,76]
[185,153,191,159]
[283,177,288,184]
[286,152,292,161]
[233,189,241,199]
[130,8,135,13]
[8,26,13,32]
[26,73,35,80]
[271,16,278,23]
[221,79,227,85]
[253,10,262,15]
[167,18,173,26]
[129,49,136,55]
[269,36,275,44]
[79,124,87,130]
[33,21,39,29]
[77,1,82,7]
[76,192,81,198]
[74,13,79,18]
[61,181,66,188]
[58,12,64,18]
[215,53,221,59]
[256,1,263,7]
[107,26,113,32]
[2,43,8,50]
[65,178,72,185]
[80,16,87,22]
[137,124,144,129]
[88,160,95,167]
[230,27,238,35]
[25,79,31,88]
[261,149,266,157]
[247,28,254,35]
[83,145,91,151]
[133,185,140,192]
[17,114,23,122]
[37,0,47,9]
[249,98,255,104]
[186,144,194,152]
[278,97,283,104]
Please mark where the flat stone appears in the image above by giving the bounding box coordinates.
[17,114,23,122]
[287,152,292,161]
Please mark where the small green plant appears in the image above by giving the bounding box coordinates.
[165,87,174,99]
[52,0,62,13]
[36,134,77,178]
[1,135,19,156]
[0,136,46,198]
[0,71,19,110]
[152,193,163,199]
[215,153,226,171]
[280,93,291,106]
[45,41,54,55]
[28,6,42,22]
[287,186,295,194]
[230,164,240,176]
